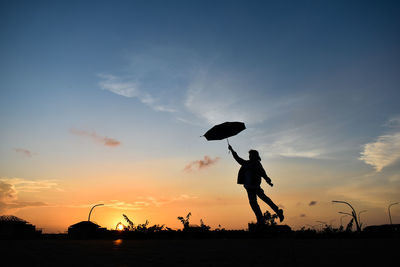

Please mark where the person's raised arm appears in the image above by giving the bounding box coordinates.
[228,145,246,165]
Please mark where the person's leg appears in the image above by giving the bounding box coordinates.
[256,187,284,222]
[245,187,264,223]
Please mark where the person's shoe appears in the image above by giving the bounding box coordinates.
[277,209,284,222]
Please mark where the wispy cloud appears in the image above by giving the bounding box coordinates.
[1,178,59,193]
[0,178,57,212]
[309,201,317,206]
[184,71,304,126]
[67,195,197,211]
[258,128,327,159]
[98,74,176,112]
[143,194,197,207]
[384,116,400,128]
[14,148,34,157]
[105,200,150,210]
[98,74,139,97]
[360,117,400,172]
[183,72,337,160]
[0,180,17,202]
[184,156,220,172]
[70,128,121,147]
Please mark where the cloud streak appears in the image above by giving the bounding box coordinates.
[70,128,121,147]
[360,117,400,172]
[258,128,327,159]
[184,156,220,172]
[184,71,305,126]
[360,132,400,172]
[0,178,55,212]
[14,148,34,157]
[67,195,197,211]
[309,201,317,206]
[98,74,176,112]
[1,178,59,193]
[105,200,149,210]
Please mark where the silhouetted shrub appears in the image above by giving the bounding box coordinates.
[346,218,354,232]
[177,212,192,229]
[263,210,278,226]
[123,214,135,230]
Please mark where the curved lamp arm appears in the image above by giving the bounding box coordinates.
[88,204,104,221]
[332,200,361,232]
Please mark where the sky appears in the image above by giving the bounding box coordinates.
[1,0,400,233]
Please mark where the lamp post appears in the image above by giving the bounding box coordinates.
[88,204,104,221]
[388,202,399,224]
[358,210,367,227]
[332,200,361,232]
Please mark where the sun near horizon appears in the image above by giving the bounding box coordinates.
[1,1,400,233]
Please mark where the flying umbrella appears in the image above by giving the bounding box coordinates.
[203,121,246,145]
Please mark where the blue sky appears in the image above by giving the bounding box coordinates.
[1,0,400,231]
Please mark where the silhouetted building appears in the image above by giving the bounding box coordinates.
[68,221,108,238]
[363,224,400,235]
[0,215,42,239]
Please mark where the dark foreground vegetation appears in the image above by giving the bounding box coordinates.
[2,212,399,266]
[2,212,400,240]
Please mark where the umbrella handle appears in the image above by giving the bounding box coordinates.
[227,138,230,154]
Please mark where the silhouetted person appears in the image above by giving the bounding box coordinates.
[228,145,284,224]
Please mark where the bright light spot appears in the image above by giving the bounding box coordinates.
[113,239,123,246]
[117,223,124,231]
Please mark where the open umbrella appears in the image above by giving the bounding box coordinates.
[203,121,246,145]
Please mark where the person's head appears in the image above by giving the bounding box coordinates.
[248,150,261,162]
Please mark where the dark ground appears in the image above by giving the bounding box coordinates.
[2,238,397,266]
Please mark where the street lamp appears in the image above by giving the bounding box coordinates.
[388,202,399,225]
[88,203,104,221]
[338,211,354,231]
[332,200,361,232]
[358,210,367,226]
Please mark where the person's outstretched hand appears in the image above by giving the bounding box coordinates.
[266,177,273,187]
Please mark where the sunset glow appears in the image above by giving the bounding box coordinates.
[117,223,124,231]
[1,1,399,233]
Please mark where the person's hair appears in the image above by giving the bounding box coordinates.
[248,150,261,161]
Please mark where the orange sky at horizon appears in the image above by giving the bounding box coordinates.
[2,157,399,233]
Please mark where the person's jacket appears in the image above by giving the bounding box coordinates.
[231,150,268,186]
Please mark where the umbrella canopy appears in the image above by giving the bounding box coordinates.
[203,121,246,141]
